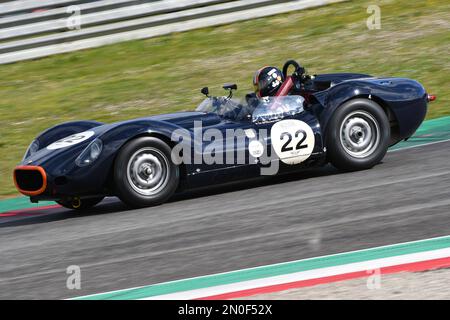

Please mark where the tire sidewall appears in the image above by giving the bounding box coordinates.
[326,99,390,170]
[114,137,179,207]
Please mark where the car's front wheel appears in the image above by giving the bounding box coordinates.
[114,136,179,208]
[325,98,390,171]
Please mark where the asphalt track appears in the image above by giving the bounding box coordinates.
[0,140,449,299]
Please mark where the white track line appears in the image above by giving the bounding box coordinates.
[388,138,450,152]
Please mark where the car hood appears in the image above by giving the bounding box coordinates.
[87,110,220,133]
[139,111,221,129]
[22,111,220,166]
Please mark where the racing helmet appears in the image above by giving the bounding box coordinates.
[253,66,284,97]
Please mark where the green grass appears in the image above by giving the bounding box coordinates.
[0,0,449,197]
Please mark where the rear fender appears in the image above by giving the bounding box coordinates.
[314,78,427,141]
[314,83,371,136]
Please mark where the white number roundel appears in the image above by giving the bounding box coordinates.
[271,120,315,165]
[47,130,95,150]
[249,140,264,158]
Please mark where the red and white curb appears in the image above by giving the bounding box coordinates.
[143,248,450,300]
[73,235,450,300]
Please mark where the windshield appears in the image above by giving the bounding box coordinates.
[196,97,242,115]
[195,95,305,122]
[252,95,305,122]
[196,96,250,120]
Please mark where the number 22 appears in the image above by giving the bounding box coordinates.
[280,130,308,152]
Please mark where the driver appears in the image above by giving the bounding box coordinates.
[238,65,294,120]
[252,66,285,98]
[242,66,285,115]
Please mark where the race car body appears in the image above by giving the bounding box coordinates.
[13,60,431,209]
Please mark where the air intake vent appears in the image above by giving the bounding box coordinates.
[13,166,47,196]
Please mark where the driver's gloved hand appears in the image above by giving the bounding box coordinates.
[223,107,241,120]
[295,66,306,77]
[246,93,259,108]
[245,93,256,102]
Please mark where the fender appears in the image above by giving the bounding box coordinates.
[313,78,427,140]
[313,81,371,136]
[24,119,187,197]
[95,119,186,180]
[98,118,183,152]
[34,120,103,151]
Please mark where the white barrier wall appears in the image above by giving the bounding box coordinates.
[0,0,345,64]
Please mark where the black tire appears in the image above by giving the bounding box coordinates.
[325,98,390,171]
[113,136,179,208]
[57,197,104,211]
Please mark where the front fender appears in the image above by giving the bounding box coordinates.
[98,119,182,153]
[34,120,103,150]
[25,119,183,199]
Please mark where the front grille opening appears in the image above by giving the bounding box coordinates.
[15,169,44,192]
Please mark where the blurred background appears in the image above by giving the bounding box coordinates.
[0,0,448,198]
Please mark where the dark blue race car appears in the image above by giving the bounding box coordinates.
[14,60,434,210]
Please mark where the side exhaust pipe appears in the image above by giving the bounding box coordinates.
[72,197,81,209]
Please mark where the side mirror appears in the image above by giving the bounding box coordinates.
[223,83,237,100]
[201,87,209,97]
[223,83,237,91]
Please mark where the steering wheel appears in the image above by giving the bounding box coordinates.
[282,60,306,80]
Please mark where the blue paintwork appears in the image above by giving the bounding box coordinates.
[17,71,428,203]
[310,75,427,139]
[34,120,104,150]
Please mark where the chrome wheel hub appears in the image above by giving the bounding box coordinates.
[339,111,380,158]
[127,147,169,196]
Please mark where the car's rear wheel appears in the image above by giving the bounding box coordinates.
[114,136,179,208]
[326,98,390,171]
[57,197,104,211]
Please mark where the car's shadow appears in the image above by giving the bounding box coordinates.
[0,164,342,228]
